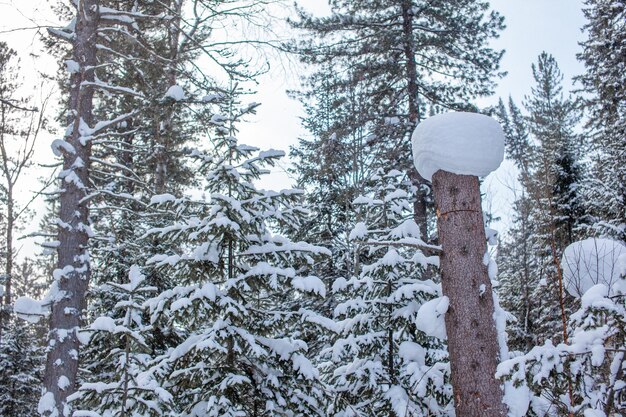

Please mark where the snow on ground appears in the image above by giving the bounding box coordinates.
[411,112,505,181]
[561,238,626,297]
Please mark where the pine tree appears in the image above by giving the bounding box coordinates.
[290,0,505,240]
[496,54,586,352]
[496,98,542,352]
[320,169,450,416]
[524,53,586,344]
[71,265,173,417]
[575,0,626,242]
[145,92,329,416]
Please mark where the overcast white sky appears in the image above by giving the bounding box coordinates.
[0,0,587,256]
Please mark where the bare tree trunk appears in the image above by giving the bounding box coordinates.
[42,1,98,415]
[432,170,506,417]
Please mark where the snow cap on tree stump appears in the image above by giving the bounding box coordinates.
[411,111,505,181]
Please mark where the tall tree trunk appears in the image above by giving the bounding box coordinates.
[0,182,12,345]
[42,1,98,415]
[154,0,183,194]
[5,184,12,307]
[432,170,506,417]
[400,1,429,241]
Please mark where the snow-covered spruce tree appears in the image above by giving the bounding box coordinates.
[524,53,586,345]
[289,0,505,240]
[497,254,626,416]
[288,65,378,352]
[145,93,329,416]
[0,259,46,417]
[495,98,543,352]
[40,1,289,415]
[79,0,280,359]
[319,169,450,417]
[496,54,586,350]
[71,265,172,417]
[42,1,187,413]
[575,0,625,242]
[0,314,43,416]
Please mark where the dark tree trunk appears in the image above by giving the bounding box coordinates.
[42,1,98,415]
[400,0,430,241]
[0,183,12,345]
[154,0,183,194]
[432,170,506,417]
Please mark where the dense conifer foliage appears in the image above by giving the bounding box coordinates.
[0,1,624,416]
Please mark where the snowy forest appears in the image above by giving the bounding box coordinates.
[0,0,624,416]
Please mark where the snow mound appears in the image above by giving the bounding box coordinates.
[415,296,448,339]
[561,238,626,297]
[14,296,45,323]
[411,112,505,181]
[164,84,186,101]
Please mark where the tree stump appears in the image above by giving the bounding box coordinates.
[432,169,506,417]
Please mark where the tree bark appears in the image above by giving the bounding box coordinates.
[432,170,506,417]
[154,0,183,194]
[42,1,97,415]
[0,183,12,345]
[400,0,430,241]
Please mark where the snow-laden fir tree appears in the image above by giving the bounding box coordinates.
[575,0,625,242]
[40,3,279,413]
[0,259,46,417]
[289,66,378,357]
[71,265,173,417]
[497,253,626,416]
[495,98,542,352]
[145,92,330,416]
[0,314,43,416]
[496,53,586,350]
[524,53,586,345]
[290,0,505,240]
[319,169,450,417]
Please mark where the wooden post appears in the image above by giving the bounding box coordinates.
[432,170,506,417]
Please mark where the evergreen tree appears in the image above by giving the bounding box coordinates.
[0,315,43,417]
[320,169,450,416]
[498,266,626,416]
[145,94,329,416]
[72,265,173,417]
[496,98,541,352]
[0,258,46,417]
[497,54,586,352]
[575,0,626,242]
[524,53,586,344]
[290,0,505,241]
